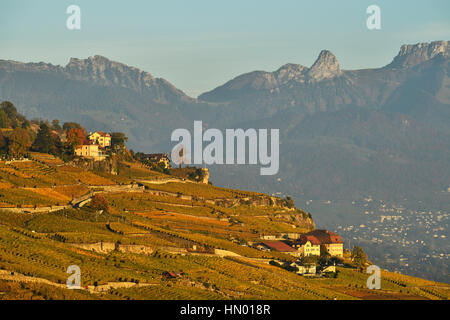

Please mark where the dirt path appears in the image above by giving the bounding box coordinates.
[0,270,65,288]
[0,269,155,294]
[136,178,186,185]
[0,205,71,214]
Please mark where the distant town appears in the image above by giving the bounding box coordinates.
[300,197,449,283]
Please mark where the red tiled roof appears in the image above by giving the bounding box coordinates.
[296,235,321,246]
[78,140,97,146]
[304,230,343,244]
[261,241,296,252]
[75,142,98,149]
[91,131,111,137]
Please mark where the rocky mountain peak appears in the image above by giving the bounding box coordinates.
[275,63,308,82]
[308,50,342,81]
[388,40,449,68]
[65,55,155,92]
[277,63,308,73]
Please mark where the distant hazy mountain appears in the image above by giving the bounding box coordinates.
[0,41,449,213]
[199,40,450,218]
[0,55,209,151]
[200,40,450,130]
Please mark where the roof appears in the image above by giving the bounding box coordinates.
[90,131,111,137]
[75,142,98,149]
[261,241,296,252]
[296,235,321,246]
[304,230,343,244]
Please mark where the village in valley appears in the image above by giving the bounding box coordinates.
[333,200,449,283]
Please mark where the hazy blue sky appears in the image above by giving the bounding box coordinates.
[1,0,449,97]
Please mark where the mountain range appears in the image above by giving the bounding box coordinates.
[0,40,449,223]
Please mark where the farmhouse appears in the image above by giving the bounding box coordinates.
[260,241,300,256]
[322,265,336,273]
[89,131,111,148]
[289,262,316,275]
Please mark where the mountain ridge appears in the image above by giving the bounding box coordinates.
[199,41,449,106]
[0,41,448,194]
[0,55,193,104]
[387,40,449,69]
[0,40,449,282]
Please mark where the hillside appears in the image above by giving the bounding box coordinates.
[0,41,449,283]
[0,151,448,300]
[0,42,448,203]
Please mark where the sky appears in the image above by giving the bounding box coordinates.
[1,0,449,97]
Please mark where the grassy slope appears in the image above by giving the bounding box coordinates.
[0,155,448,300]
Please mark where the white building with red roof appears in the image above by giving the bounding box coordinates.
[304,230,344,257]
[74,141,106,161]
[89,131,111,148]
[292,235,321,257]
[260,241,300,257]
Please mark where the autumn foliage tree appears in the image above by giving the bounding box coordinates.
[0,110,10,128]
[90,194,109,212]
[7,127,31,157]
[0,101,18,128]
[111,132,128,148]
[66,127,87,147]
[0,131,7,155]
[1,101,18,119]
[51,119,62,132]
[351,246,368,271]
[62,122,83,132]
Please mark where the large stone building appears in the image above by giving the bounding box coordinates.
[292,235,321,257]
[304,230,344,257]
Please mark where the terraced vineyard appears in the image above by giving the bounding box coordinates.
[143,181,263,200]
[0,154,448,300]
[0,188,63,207]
